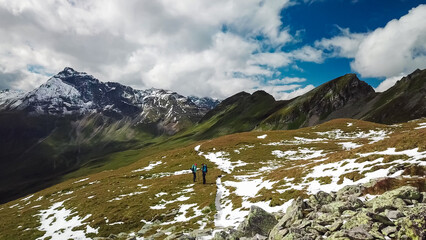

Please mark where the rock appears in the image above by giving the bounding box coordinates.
[309,191,334,207]
[396,204,426,240]
[107,234,118,239]
[117,232,128,238]
[269,197,307,240]
[189,229,212,238]
[146,231,166,240]
[366,195,406,213]
[310,224,328,234]
[126,237,136,240]
[213,228,242,240]
[381,226,397,236]
[346,226,374,240]
[328,219,343,232]
[336,185,365,201]
[385,209,405,220]
[240,234,268,240]
[366,212,395,226]
[321,198,363,214]
[328,230,350,240]
[177,235,196,240]
[164,233,184,240]
[366,187,421,213]
[238,205,278,237]
[342,211,372,230]
[201,206,211,214]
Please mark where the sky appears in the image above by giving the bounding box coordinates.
[0,0,425,100]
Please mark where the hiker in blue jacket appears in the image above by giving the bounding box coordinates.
[191,163,197,182]
[202,163,208,184]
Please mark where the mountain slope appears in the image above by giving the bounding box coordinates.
[0,118,424,239]
[194,69,426,137]
[259,73,376,130]
[1,67,220,134]
[0,68,220,203]
[359,68,426,123]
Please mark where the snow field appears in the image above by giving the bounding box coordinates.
[37,201,98,240]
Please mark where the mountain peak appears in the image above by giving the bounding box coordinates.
[54,67,90,80]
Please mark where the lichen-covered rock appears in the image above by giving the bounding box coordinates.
[366,195,406,212]
[366,212,395,226]
[381,226,397,236]
[336,185,365,201]
[189,229,212,238]
[240,233,268,240]
[238,206,278,238]
[309,191,335,207]
[328,219,343,232]
[385,209,405,219]
[213,227,242,240]
[396,204,426,240]
[321,198,363,214]
[268,197,307,240]
[346,226,374,240]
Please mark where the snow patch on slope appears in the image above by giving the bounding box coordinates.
[36,201,98,240]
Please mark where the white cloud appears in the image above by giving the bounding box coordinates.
[374,74,404,92]
[315,27,367,58]
[351,4,426,78]
[290,46,324,63]
[0,0,316,99]
[269,77,306,84]
[277,84,315,100]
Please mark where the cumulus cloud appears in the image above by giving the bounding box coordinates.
[315,27,367,58]
[277,84,315,100]
[351,4,426,78]
[0,0,320,100]
[269,77,307,84]
[313,4,426,90]
[374,74,405,92]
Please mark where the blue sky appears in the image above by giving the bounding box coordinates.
[278,0,426,89]
[0,0,425,99]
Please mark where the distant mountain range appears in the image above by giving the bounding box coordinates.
[186,68,426,139]
[0,67,425,203]
[0,67,220,134]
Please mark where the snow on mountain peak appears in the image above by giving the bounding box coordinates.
[31,77,81,101]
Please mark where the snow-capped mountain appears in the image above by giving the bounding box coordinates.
[0,67,220,134]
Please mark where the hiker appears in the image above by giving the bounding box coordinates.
[202,163,208,184]
[191,163,197,182]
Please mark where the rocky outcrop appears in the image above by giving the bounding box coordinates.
[218,185,425,240]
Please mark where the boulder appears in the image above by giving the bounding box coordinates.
[385,210,404,220]
[309,191,335,207]
[240,234,268,240]
[381,226,397,236]
[189,229,212,238]
[213,228,242,240]
[366,212,395,226]
[366,196,406,213]
[346,226,374,240]
[238,206,278,238]
[336,185,365,201]
[268,197,307,240]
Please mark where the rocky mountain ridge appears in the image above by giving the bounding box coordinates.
[0,67,220,134]
[189,69,426,140]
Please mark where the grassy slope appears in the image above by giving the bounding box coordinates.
[0,112,159,203]
[0,118,424,239]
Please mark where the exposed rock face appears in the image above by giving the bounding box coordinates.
[216,185,425,240]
